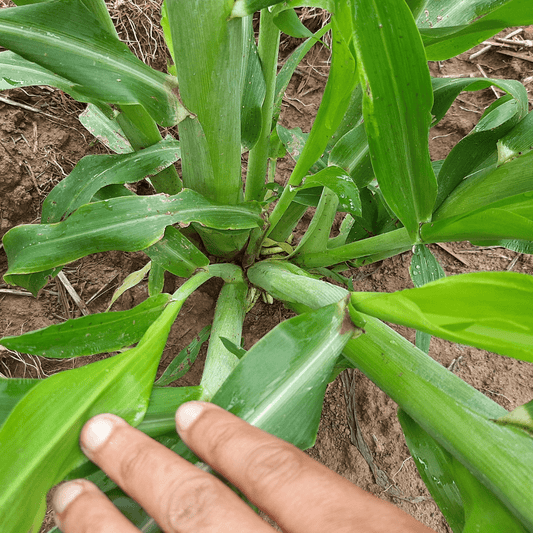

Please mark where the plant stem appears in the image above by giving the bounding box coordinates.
[200,278,248,400]
[245,8,280,202]
[293,228,412,268]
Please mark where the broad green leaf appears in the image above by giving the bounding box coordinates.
[0,293,185,533]
[410,244,445,354]
[155,325,211,387]
[231,0,333,18]
[3,189,262,277]
[352,0,436,240]
[144,226,209,278]
[0,294,170,358]
[398,410,465,533]
[42,139,182,223]
[434,151,533,220]
[424,191,533,246]
[328,122,373,189]
[431,77,528,127]
[0,0,188,126]
[78,104,133,154]
[5,268,61,297]
[299,166,361,216]
[434,97,522,211]
[494,400,533,437]
[0,378,38,429]
[351,271,533,361]
[417,0,533,61]
[166,0,244,204]
[107,262,152,311]
[211,298,354,449]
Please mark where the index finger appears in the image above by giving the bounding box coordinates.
[176,402,434,533]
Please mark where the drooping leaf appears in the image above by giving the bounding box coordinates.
[3,189,262,278]
[352,0,436,240]
[497,110,533,165]
[273,7,314,38]
[0,294,170,358]
[78,104,133,154]
[155,325,212,386]
[0,0,188,126]
[42,138,182,223]
[211,298,354,449]
[0,294,186,533]
[351,271,533,361]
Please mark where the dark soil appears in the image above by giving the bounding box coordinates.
[0,8,532,532]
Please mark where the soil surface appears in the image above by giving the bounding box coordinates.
[1,7,532,532]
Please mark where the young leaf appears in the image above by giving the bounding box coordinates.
[352,0,436,241]
[148,261,165,296]
[498,111,533,165]
[42,139,181,223]
[0,294,171,358]
[3,189,262,277]
[107,262,151,311]
[155,325,212,386]
[351,271,533,361]
[211,297,355,449]
[0,0,188,126]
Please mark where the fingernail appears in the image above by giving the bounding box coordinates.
[176,401,206,432]
[53,480,85,516]
[80,413,125,455]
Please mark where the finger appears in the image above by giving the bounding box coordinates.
[53,479,140,533]
[79,413,273,533]
[176,402,434,533]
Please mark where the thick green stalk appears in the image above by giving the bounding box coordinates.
[293,227,412,268]
[245,8,280,202]
[200,275,248,400]
[166,0,244,205]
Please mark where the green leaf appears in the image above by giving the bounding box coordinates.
[398,410,465,533]
[218,337,247,360]
[0,294,170,358]
[107,262,152,311]
[417,0,533,61]
[424,189,533,246]
[144,226,209,279]
[352,0,436,240]
[155,325,211,386]
[212,298,354,449]
[148,261,165,297]
[431,77,528,127]
[42,138,182,223]
[273,7,313,38]
[351,271,533,361]
[0,378,38,429]
[410,245,445,354]
[3,189,262,277]
[0,293,186,533]
[0,0,188,126]
[78,104,133,154]
[497,110,533,165]
[328,122,373,189]
[434,97,524,211]
[494,400,533,437]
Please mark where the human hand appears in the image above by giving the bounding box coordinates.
[52,402,434,532]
